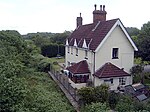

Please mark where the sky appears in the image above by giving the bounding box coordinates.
[0,0,150,35]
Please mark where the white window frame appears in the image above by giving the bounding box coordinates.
[112,48,119,59]
[119,77,126,85]
[104,78,113,85]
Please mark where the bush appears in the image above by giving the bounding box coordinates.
[94,84,109,103]
[115,95,134,112]
[78,84,109,105]
[108,91,119,109]
[81,102,110,112]
[78,87,94,104]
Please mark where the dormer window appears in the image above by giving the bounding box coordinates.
[85,50,88,59]
[112,48,119,59]
[67,46,70,53]
[76,48,78,56]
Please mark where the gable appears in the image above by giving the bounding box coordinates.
[95,19,138,52]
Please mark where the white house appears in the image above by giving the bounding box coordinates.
[65,5,138,90]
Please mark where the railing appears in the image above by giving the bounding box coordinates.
[50,66,80,102]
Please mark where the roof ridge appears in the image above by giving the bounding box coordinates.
[92,21,101,31]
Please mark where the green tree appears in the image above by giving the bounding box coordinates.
[137,21,150,61]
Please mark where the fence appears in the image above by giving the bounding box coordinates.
[50,66,80,102]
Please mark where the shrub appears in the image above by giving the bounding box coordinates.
[78,87,95,104]
[81,102,110,112]
[93,84,109,103]
[115,95,134,112]
[108,91,119,109]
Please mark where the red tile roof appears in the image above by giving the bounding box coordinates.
[67,19,118,51]
[66,60,91,74]
[93,62,130,78]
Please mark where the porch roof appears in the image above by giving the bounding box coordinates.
[93,62,130,78]
[66,60,91,74]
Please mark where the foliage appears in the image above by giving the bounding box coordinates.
[126,27,140,37]
[136,22,150,61]
[107,91,119,109]
[0,30,74,112]
[81,102,110,112]
[41,43,65,57]
[24,72,74,112]
[78,87,95,104]
[93,84,109,103]
[130,65,144,75]
[78,84,109,105]
[115,95,134,112]
[127,22,150,61]
[49,31,71,44]
[24,31,71,58]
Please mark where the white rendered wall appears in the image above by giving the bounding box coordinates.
[95,26,134,73]
[94,76,132,90]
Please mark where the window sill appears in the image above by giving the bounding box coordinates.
[112,57,119,59]
[85,57,88,59]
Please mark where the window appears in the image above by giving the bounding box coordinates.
[112,48,119,59]
[85,50,88,59]
[71,47,73,54]
[104,78,113,85]
[67,46,70,53]
[76,48,78,56]
[119,77,126,85]
[72,75,89,83]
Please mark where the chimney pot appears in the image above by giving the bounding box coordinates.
[103,5,105,11]
[100,5,102,11]
[94,4,97,10]
[93,4,107,22]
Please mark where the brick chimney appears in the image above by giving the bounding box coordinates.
[93,4,107,23]
[76,13,83,27]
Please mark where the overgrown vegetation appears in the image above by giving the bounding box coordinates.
[78,84,150,112]
[0,30,74,112]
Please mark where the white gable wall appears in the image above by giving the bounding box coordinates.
[95,26,134,73]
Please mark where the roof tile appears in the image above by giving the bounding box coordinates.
[68,19,118,51]
[66,60,90,74]
[94,62,130,78]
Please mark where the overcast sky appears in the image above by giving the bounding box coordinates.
[0,0,150,34]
